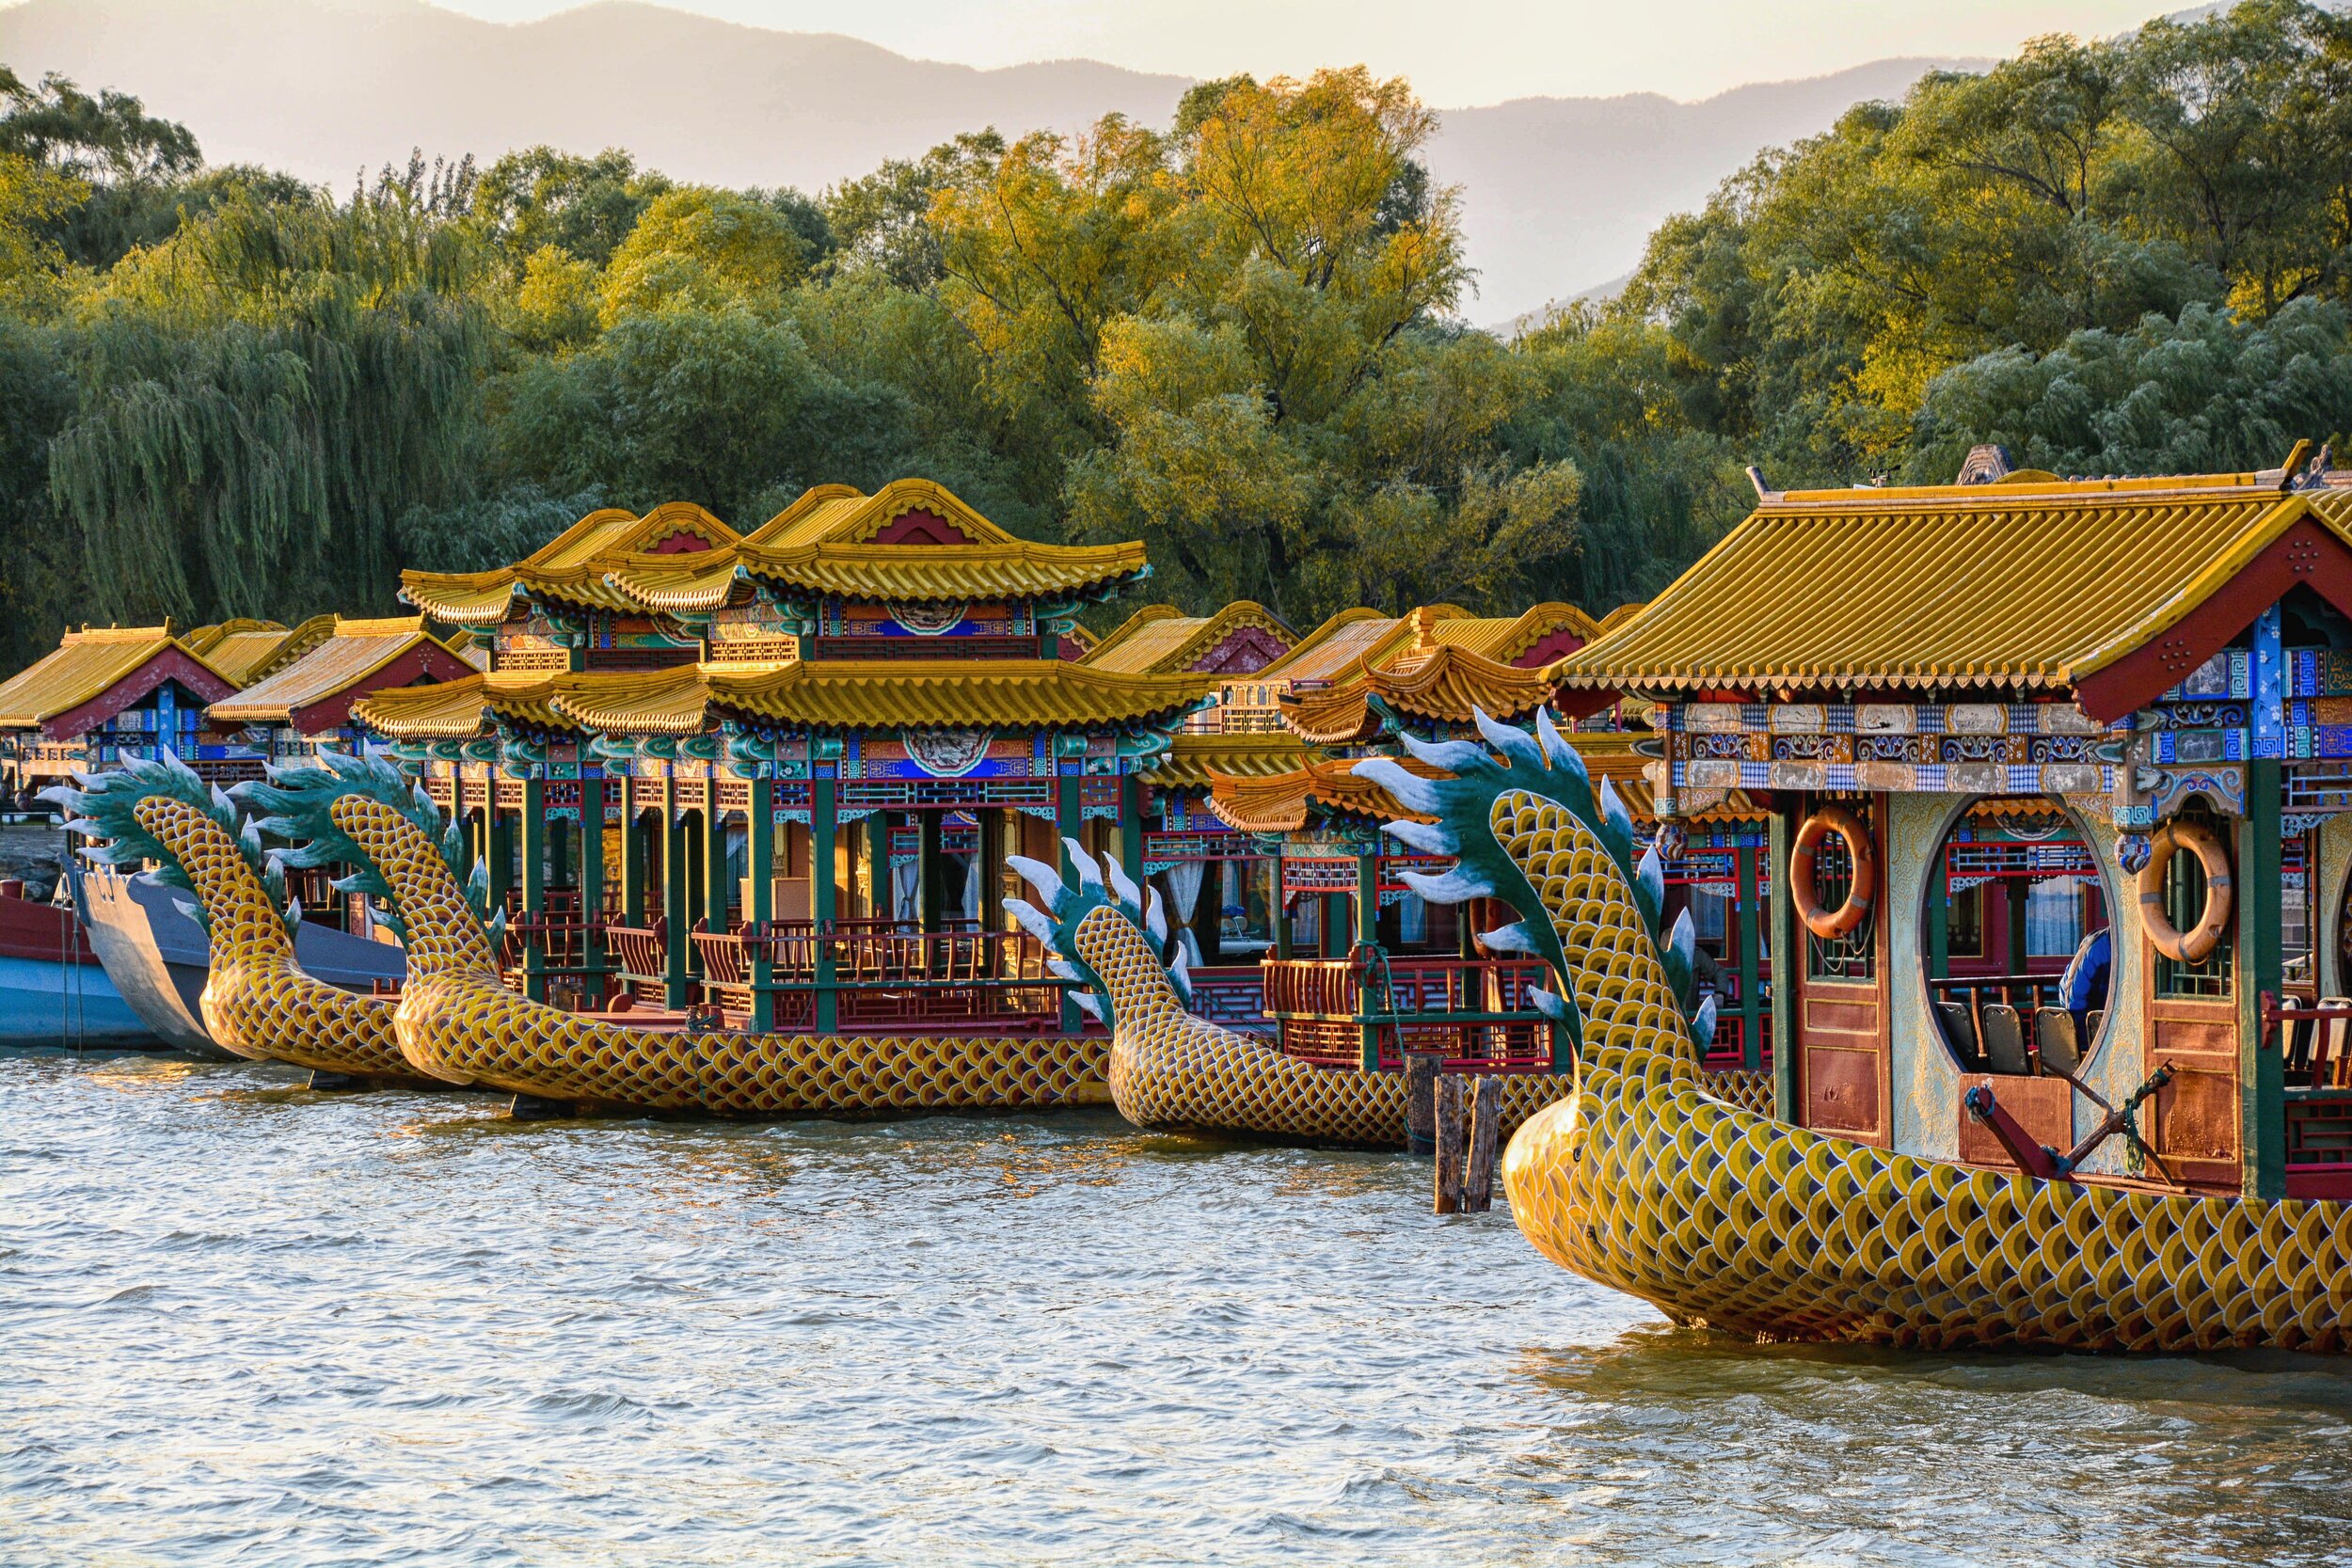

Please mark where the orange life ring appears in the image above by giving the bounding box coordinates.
[1790,805,1877,941]
[2137,818,2233,964]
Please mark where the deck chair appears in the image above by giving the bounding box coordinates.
[1934,999,1982,1070]
[2033,1008,2082,1077]
[1979,1003,2031,1076]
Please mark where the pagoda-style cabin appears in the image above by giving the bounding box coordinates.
[1554,445,2352,1200]
[206,615,478,768]
[0,624,249,796]
[369,481,1201,1030]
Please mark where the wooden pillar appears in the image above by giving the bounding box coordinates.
[813,777,839,1034]
[2005,877,2029,979]
[749,778,774,1032]
[870,814,894,926]
[1321,893,1347,958]
[1274,856,1294,959]
[520,777,547,1001]
[662,779,691,1010]
[1737,843,1764,1073]
[1769,808,1801,1124]
[580,777,608,992]
[978,807,1004,931]
[2242,760,2286,1200]
[1057,772,1083,1032]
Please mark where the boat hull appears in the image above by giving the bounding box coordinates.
[0,951,151,1047]
[71,867,406,1061]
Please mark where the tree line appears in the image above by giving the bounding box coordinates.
[0,0,2347,670]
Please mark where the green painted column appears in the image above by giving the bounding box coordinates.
[488,807,514,924]
[1737,843,1764,1073]
[1356,848,1380,1072]
[520,777,547,1001]
[619,777,645,927]
[813,777,838,1033]
[1769,810,1801,1124]
[870,814,893,924]
[1925,840,1949,1015]
[1057,772,1083,1032]
[704,800,729,935]
[580,777,608,997]
[1119,772,1144,879]
[1274,855,1293,959]
[2005,876,2029,982]
[2242,760,2286,1200]
[662,777,691,1010]
[749,777,774,1031]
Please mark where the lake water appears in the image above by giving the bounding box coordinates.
[7,1047,2352,1566]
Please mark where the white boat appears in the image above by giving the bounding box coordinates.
[69,864,406,1059]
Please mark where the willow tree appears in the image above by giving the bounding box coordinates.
[49,177,490,626]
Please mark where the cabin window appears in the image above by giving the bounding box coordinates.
[1943,882,1985,958]
[2024,879,2090,958]
[2153,800,2233,1000]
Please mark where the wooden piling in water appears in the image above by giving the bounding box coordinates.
[1405,1051,1441,1156]
[1464,1075,1502,1212]
[1434,1074,1466,1213]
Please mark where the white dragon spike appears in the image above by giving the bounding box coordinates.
[1668,907,1696,974]
[1068,990,1104,1023]
[1534,705,1578,768]
[1530,986,1572,1022]
[1398,864,1496,905]
[1473,705,1546,769]
[1636,841,1666,911]
[1692,992,1719,1047]
[1378,818,1459,856]
[1598,776,1635,841]
[1060,836,1104,895]
[1046,957,1084,985]
[1167,940,1194,1000]
[1001,896,1061,951]
[1005,854,1065,907]
[1394,729,1490,773]
[1144,885,1169,946]
[1478,921,1539,955]
[210,783,238,824]
[285,895,305,930]
[1352,757,1444,815]
[1100,850,1143,913]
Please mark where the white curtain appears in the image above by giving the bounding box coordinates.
[1166,862,1206,964]
[891,859,920,927]
[961,855,981,923]
[1399,892,1427,944]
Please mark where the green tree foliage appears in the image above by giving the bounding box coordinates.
[6,0,2352,661]
[1908,297,2352,481]
[1618,0,2352,484]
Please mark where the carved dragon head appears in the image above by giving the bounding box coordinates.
[1003,837,1192,1032]
[231,751,499,950]
[1353,707,1712,1056]
[45,752,295,938]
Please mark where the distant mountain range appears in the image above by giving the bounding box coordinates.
[0,0,1987,323]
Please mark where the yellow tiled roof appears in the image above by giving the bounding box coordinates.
[1280,642,1560,742]
[1083,601,1296,674]
[1420,602,1600,665]
[1146,731,1309,789]
[0,626,235,729]
[548,665,733,736]
[1204,755,1442,832]
[704,660,1213,730]
[350,670,577,739]
[1254,608,1407,683]
[401,503,742,625]
[733,539,1149,604]
[1553,475,2352,693]
[209,616,464,724]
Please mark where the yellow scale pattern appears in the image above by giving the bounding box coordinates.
[326,796,1110,1114]
[1067,891,1770,1147]
[1491,786,2352,1353]
[128,797,415,1083]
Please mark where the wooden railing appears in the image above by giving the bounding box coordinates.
[690,924,1067,1030]
[1263,956,1559,1072]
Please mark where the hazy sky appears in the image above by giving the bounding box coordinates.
[429,0,2168,103]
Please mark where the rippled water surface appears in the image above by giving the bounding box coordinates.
[8,1049,2352,1566]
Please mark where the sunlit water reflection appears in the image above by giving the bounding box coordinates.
[6,1047,2352,1565]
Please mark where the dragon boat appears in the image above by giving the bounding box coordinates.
[1002,753,1772,1147]
[1351,706,2352,1353]
[46,754,422,1085]
[235,752,1110,1116]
